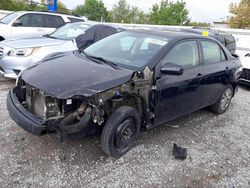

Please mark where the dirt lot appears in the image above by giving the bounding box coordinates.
[0,75,250,188]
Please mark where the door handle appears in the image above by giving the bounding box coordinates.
[225,67,230,73]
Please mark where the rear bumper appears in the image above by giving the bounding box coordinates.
[7,90,47,136]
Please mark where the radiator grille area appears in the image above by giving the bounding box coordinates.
[26,84,45,118]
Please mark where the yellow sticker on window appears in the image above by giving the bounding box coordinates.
[202,31,209,37]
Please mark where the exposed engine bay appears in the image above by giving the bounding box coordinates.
[14,66,155,137]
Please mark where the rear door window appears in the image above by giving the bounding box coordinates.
[44,15,65,28]
[201,41,226,64]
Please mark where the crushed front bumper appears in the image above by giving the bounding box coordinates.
[7,89,99,137]
[7,90,47,136]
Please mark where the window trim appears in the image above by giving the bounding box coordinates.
[199,39,228,65]
[159,39,201,71]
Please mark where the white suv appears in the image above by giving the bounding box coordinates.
[0,11,87,41]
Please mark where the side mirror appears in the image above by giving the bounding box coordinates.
[13,19,22,27]
[160,63,183,75]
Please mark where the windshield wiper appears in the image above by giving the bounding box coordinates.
[82,51,119,70]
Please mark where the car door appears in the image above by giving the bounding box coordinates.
[153,40,207,125]
[11,13,46,38]
[199,40,232,106]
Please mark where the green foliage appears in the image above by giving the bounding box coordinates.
[0,0,30,11]
[110,0,149,24]
[0,0,70,14]
[73,0,110,22]
[149,0,190,25]
[110,0,130,23]
[0,0,193,26]
[228,0,250,28]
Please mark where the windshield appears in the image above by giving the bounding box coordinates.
[0,12,21,24]
[84,31,169,70]
[49,23,90,40]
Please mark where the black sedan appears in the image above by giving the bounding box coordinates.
[7,30,242,157]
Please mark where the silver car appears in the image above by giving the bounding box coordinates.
[0,22,118,79]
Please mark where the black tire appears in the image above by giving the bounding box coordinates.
[101,106,141,158]
[210,85,233,114]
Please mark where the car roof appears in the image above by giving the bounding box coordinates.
[16,11,84,19]
[127,29,215,41]
[64,22,117,29]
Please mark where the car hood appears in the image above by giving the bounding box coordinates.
[1,36,66,48]
[21,52,134,99]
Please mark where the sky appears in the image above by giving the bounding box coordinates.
[60,0,240,22]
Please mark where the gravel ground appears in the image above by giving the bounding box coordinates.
[0,75,250,188]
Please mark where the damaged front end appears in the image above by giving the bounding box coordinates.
[8,66,155,139]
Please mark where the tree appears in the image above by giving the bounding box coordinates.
[73,0,109,22]
[228,0,250,28]
[0,0,30,11]
[110,0,130,23]
[149,0,190,25]
[0,0,70,14]
[110,0,149,24]
[128,6,149,24]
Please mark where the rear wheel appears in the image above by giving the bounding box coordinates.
[101,106,141,158]
[210,85,233,114]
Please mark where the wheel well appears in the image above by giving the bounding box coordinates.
[104,94,146,121]
[0,36,5,41]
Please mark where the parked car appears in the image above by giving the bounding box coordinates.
[181,28,237,55]
[0,22,118,79]
[0,11,87,41]
[7,30,242,157]
[239,53,250,86]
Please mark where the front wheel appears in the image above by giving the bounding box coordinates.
[101,106,141,158]
[210,85,233,114]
